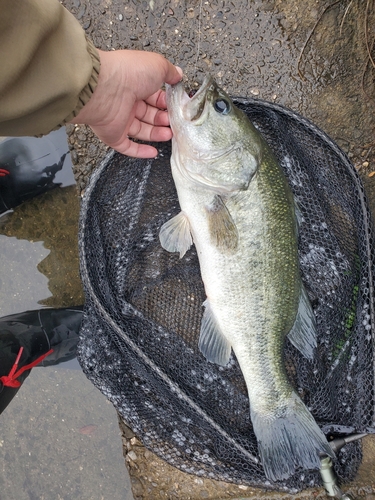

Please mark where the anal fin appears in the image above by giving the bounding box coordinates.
[198,300,231,366]
[287,285,317,359]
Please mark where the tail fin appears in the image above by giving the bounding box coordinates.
[251,392,333,482]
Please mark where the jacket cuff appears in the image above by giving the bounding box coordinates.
[60,38,100,127]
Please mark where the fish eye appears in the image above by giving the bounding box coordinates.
[213,99,231,115]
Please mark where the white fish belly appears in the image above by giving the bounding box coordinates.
[176,176,300,414]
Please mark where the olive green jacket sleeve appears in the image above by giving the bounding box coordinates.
[0,0,100,137]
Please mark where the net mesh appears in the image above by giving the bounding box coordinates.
[77,99,375,492]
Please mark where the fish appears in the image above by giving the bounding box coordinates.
[160,75,333,482]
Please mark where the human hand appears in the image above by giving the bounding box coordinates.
[69,49,183,158]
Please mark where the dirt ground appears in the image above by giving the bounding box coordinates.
[60,0,375,498]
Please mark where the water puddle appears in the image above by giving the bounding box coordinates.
[0,128,133,500]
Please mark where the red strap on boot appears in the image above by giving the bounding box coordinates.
[0,346,54,388]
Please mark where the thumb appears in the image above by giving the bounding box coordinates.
[165,64,183,85]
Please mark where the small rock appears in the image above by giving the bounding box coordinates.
[130,436,141,446]
[83,164,92,174]
[130,477,143,497]
[77,4,86,20]
[118,14,123,21]
[127,450,138,461]
[71,150,78,164]
[65,123,75,135]
[119,420,136,439]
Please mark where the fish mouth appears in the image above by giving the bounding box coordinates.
[186,75,214,121]
[166,76,214,124]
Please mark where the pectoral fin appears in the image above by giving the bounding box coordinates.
[287,286,317,359]
[159,212,193,258]
[206,195,238,252]
[198,300,232,366]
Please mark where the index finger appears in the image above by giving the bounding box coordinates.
[145,89,167,110]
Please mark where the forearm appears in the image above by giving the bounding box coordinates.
[0,0,100,137]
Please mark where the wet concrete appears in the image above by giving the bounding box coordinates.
[0,362,132,500]
[0,132,133,499]
[0,185,83,312]
[0,128,84,312]
[61,0,375,498]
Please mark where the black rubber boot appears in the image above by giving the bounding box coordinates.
[0,135,69,214]
[0,306,83,414]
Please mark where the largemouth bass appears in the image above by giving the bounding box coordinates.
[160,76,333,481]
